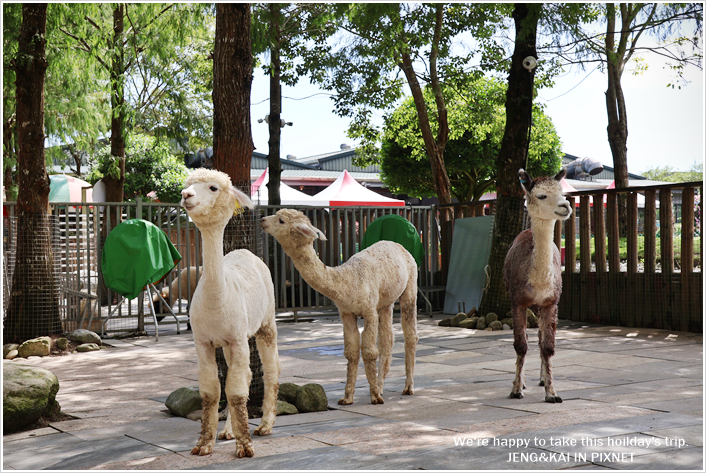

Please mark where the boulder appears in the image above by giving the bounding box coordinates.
[18,337,51,358]
[75,343,101,353]
[485,313,498,324]
[295,383,328,413]
[165,386,202,418]
[3,343,19,358]
[276,400,299,416]
[500,318,513,329]
[55,338,69,351]
[438,318,452,327]
[488,320,503,331]
[449,312,468,327]
[476,317,487,331]
[459,317,478,329]
[503,324,512,331]
[278,382,301,405]
[5,350,18,360]
[66,329,101,345]
[3,363,60,433]
[526,309,538,328]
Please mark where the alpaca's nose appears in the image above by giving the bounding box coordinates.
[181,188,194,199]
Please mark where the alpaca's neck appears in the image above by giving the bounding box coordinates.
[198,225,227,297]
[286,243,342,301]
[528,217,558,297]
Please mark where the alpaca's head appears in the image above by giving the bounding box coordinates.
[261,209,327,250]
[181,169,253,228]
[519,168,572,221]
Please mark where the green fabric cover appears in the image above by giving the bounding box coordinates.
[360,214,424,267]
[101,219,182,300]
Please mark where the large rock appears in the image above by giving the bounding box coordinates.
[18,337,51,358]
[75,343,101,353]
[295,383,328,413]
[276,400,298,416]
[55,338,69,351]
[278,382,300,405]
[449,312,468,327]
[485,313,498,324]
[459,317,478,329]
[165,386,202,418]
[488,320,503,331]
[526,308,538,328]
[476,317,487,331]
[66,329,101,345]
[3,363,60,433]
[4,344,19,358]
[500,318,513,329]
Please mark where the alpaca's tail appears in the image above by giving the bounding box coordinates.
[400,260,418,395]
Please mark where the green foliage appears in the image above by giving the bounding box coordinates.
[376,78,563,202]
[86,134,189,203]
[642,162,703,183]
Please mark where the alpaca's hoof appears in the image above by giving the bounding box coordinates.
[338,397,354,405]
[545,394,562,403]
[509,391,524,399]
[371,393,384,405]
[538,379,545,386]
[254,423,272,436]
[235,441,254,458]
[218,431,234,440]
[191,445,213,456]
[402,386,414,396]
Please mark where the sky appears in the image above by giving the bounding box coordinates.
[249,42,704,176]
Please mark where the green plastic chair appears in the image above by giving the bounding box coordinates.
[101,219,182,340]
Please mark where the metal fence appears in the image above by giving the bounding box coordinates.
[3,200,440,337]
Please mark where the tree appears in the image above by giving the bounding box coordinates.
[5,3,63,343]
[478,3,543,318]
[643,162,703,183]
[377,78,562,203]
[212,3,253,189]
[543,3,703,235]
[301,3,510,218]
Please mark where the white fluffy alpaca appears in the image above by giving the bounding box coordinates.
[262,209,418,405]
[181,169,280,458]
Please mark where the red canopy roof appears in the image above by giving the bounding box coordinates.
[313,170,405,207]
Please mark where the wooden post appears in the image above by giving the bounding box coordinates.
[593,191,606,324]
[627,193,638,326]
[579,195,591,322]
[606,193,619,326]
[681,187,694,331]
[643,190,657,327]
[660,189,673,329]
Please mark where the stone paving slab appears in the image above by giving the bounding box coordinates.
[2,316,702,470]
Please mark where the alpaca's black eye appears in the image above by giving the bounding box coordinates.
[279,218,284,224]
[537,195,547,200]
[209,186,218,192]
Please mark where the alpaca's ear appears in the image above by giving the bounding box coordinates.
[294,222,327,241]
[554,168,567,182]
[518,168,533,194]
[229,186,254,209]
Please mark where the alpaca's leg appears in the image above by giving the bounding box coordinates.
[361,311,384,404]
[339,312,360,405]
[192,342,220,456]
[254,322,280,436]
[223,340,254,458]
[538,327,546,386]
[509,306,528,399]
[399,279,418,396]
[538,305,562,403]
[376,304,394,394]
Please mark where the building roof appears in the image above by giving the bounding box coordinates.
[562,153,646,180]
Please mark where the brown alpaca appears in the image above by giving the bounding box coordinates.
[504,168,571,403]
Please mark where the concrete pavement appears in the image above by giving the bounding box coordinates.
[2,313,703,470]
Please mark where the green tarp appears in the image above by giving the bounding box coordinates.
[360,214,424,267]
[101,219,182,300]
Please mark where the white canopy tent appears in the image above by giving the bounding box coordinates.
[251,168,328,206]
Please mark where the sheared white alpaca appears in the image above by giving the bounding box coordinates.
[152,266,202,313]
[181,169,280,458]
[504,168,571,403]
[262,209,418,405]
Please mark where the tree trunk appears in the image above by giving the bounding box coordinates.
[213,3,254,190]
[478,3,541,318]
[266,4,282,206]
[5,3,63,343]
[605,4,629,238]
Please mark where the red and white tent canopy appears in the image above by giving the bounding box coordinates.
[251,168,328,206]
[313,170,405,207]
